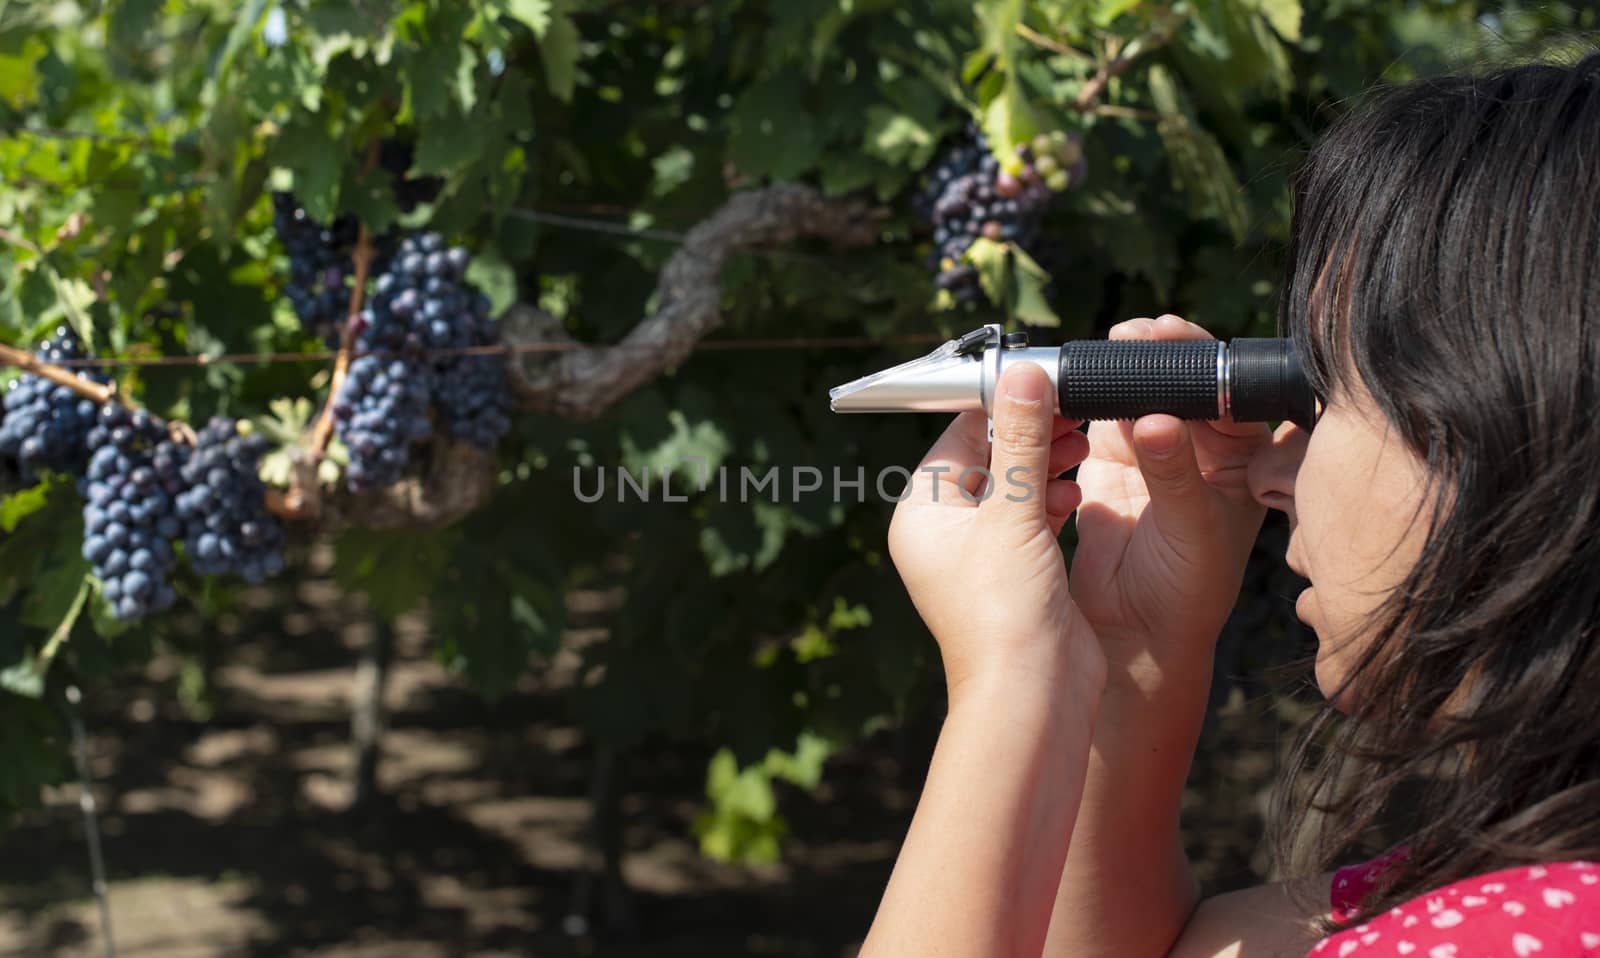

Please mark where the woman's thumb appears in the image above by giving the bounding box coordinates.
[1130,416,1215,548]
[982,362,1055,528]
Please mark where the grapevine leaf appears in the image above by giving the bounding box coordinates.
[205,0,269,105]
[272,117,342,223]
[466,247,518,316]
[965,236,1010,308]
[0,477,80,593]
[0,662,42,700]
[1252,0,1302,42]
[0,36,45,107]
[819,153,878,196]
[539,13,581,102]
[728,75,821,181]
[0,483,51,533]
[862,107,939,170]
[1147,65,1249,244]
[0,690,68,819]
[333,528,454,623]
[505,0,554,36]
[974,0,1024,70]
[1008,244,1061,327]
[980,77,1038,162]
[1092,0,1143,27]
[415,110,484,177]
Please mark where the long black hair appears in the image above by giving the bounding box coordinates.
[1267,40,1600,938]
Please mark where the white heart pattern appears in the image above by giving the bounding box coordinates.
[1360,931,1379,945]
[1461,895,1489,907]
[1427,897,1447,914]
[1337,939,1358,958]
[1404,914,1420,927]
[1580,873,1598,886]
[1396,942,1415,955]
[1428,945,1457,958]
[1579,931,1600,948]
[1431,909,1464,929]
[1504,900,1527,917]
[1481,882,1507,894]
[1542,887,1576,909]
[1529,866,1549,880]
[1512,931,1543,956]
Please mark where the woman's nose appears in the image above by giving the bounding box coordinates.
[1247,419,1309,520]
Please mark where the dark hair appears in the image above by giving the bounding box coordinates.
[1266,41,1600,940]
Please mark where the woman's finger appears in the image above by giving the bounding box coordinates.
[1049,430,1091,476]
[1044,478,1082,538]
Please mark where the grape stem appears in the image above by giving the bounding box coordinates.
[1071,6,1192,113]
[1014,23,1094,64]
[308,224,375,461]
[0,341,122,406]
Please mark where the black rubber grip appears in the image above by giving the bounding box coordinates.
[1057,340,1219,422]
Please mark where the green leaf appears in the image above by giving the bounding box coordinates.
[862,107,938,170]
[333,528,454,622]
[1253,0,1302,42]
[1,484,51,533]
[466,246,518,316]
[980,77,1038,162]
[414,110,485,176]
[965,236,1010,307]
[539,14,580,102]
[1147,65,1249,244]
[21,559,88,633]
[273,118,341,222]
[0,36,45,107]
[728,75,820,181]
[0,657,43,700]
[505,0,553,36]
[974,0,1025,69]
[1008,244,1061,327]
[1092,0,1143,28]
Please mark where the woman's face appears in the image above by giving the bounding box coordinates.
[1246,372,1434,711]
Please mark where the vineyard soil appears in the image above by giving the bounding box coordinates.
[0,544,1305,957]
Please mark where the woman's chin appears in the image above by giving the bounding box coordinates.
[1314,654,1356,714]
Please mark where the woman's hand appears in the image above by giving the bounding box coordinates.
[1068,315,1272,686]
[888,360,1106,706]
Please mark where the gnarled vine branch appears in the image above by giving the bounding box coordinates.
[504,182,884,420]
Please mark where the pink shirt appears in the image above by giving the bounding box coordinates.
[1309,847,1600,956]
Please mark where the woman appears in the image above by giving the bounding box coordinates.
[859,50,1600,958]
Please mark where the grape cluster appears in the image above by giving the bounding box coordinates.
[272,192,360,345]
[333,356,434,493]
[913,124,1089,307]
[79,407,182,621]
[175,418,287,584]
[331,231,510,491]
[0,326,113,479]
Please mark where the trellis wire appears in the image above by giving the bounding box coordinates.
[0,333,950,372]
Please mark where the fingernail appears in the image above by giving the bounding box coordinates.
[1006,369,1047,403]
